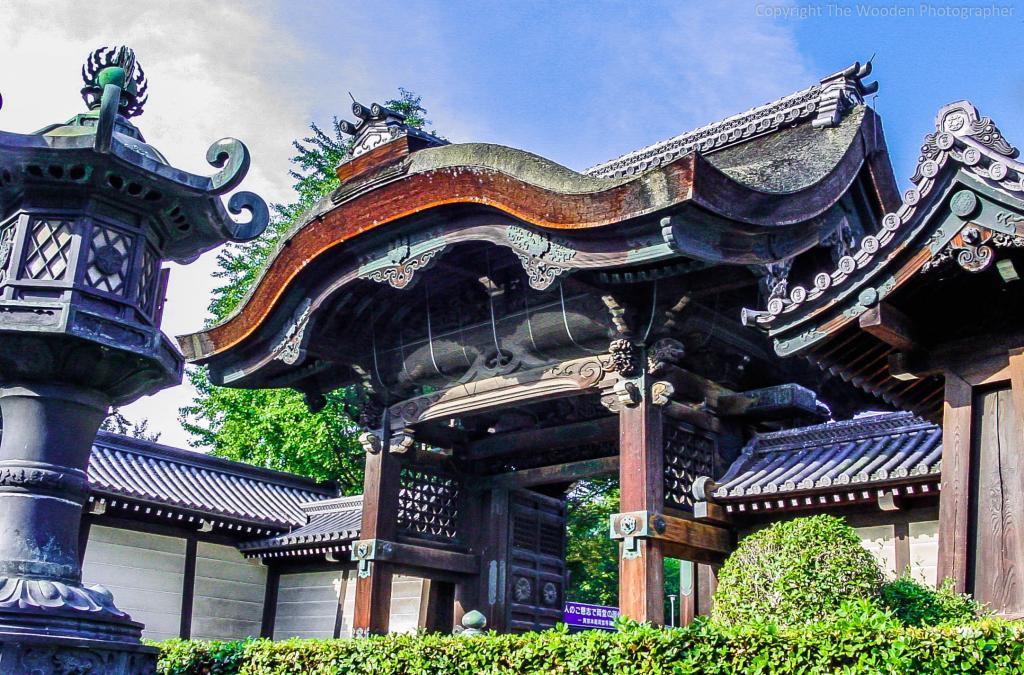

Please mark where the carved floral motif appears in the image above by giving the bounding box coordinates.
[505,225,577,290]
[0,577,126,618]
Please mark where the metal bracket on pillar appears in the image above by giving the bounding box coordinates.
[610,511,665,560]
[352,539,391,578]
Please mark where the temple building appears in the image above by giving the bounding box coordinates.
[4,50,1022,661]
[172,57,1024,631]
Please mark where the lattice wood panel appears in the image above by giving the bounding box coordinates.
[397,465,460,543]
[664,421,717,509]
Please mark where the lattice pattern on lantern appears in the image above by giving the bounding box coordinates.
[397,465,460,542]
[84,225,133,295]
[664,421,717,508]
[23,219,73,280]
[136,245,159,315]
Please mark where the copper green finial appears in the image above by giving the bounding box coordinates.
[80,46,148,118]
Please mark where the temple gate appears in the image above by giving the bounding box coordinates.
[183,61,900,633]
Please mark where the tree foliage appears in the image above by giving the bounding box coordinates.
[180,89,432,486]
[564,478,680,617]
[712,515,885,627]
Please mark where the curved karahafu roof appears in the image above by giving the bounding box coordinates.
[179,62,895,396]
[742,101,1024,419]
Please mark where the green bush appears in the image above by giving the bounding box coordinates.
[881,575,984,626]
[156,616,1024,674]
[711,514,884,627]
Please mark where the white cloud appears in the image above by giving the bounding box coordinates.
[0,1,318,449]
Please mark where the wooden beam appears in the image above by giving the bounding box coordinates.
[894,522,910,576]
[936,371,972,593]
[696,564,719,617]
[693,501,732,527]
[352,440,403,635]
[647,362,727,406]
[716,384,819,419]
[662,401,720,433]
[333,569,351,639]
[479,456,618,490]
[466,416,617,461]
[647,514,729,557]
[365,540,479,575]
[618,395,665,625]
[859,302,917,351]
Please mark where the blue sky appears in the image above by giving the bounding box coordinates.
[285,1,1024,189]
[1,0,1021,446]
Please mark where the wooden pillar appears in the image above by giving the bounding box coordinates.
[261,567,280,638]
[476,487,511,632]
[936,372,972,592]
[418,579,456,633]
[618,394,665,625]
[179,535,198,639]
[695,563,718,617]
[352,443,403,635]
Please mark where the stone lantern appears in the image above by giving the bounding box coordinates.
[0,46,268,673]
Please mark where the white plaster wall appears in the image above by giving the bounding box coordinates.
[81,525,185,641]
[388,575,424,635]
[274,571,344,640]
[191,542,267,640]
[909,520,939,588]
[276,571,423,639]
[855,524,897,577]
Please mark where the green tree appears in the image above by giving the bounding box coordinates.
[564,477,680,615]
[180,89,433,488]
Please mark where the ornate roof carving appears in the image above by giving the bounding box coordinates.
[584,61,876,180]
[745,99,1024,351]
[338,99,447,160]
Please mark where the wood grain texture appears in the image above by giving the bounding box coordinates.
[937,372,972,592]
[969,387,1024,615]
[352,442,403,634]
[618,397,665,624]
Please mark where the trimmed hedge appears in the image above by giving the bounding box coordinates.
[712,515,884,627]
[157,612,1024,674]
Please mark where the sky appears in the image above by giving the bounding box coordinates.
[0,0,1021,449]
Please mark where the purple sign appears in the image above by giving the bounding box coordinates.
[563,601,619,631]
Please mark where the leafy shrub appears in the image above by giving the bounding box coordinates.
[711,514,884,627]
[881,575,984,626]
[156,617,1024,675]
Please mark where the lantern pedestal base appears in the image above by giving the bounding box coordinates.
[0,604,156,674]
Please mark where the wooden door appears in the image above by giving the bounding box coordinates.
[506,490,566,632]
[970,387,1024,616]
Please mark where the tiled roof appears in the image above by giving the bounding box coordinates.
[584,61,876,180]
[239,496,363,558]
[712,412,941,506]
[88,431,337,531]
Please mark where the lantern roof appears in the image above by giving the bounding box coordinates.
[0,45,270,264]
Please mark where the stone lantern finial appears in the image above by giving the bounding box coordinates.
[80,45,149,118]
